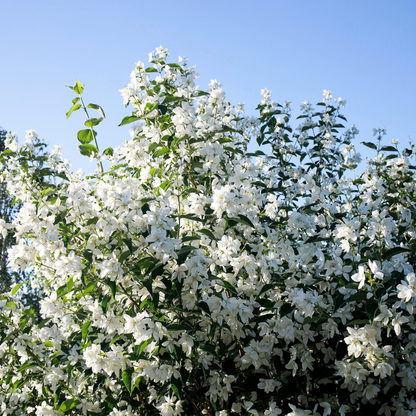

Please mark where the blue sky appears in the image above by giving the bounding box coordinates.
[1,1,415,173]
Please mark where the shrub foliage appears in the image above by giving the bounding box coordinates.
[1,47,416,416]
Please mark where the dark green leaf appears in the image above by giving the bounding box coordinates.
[171,378,182,399]
[380,146,398,152]
[198,301,210,314]
[105,280,117,299]
[103,147,114,156]
[86,217,99,226]
[229,215,255,229]
[258,283,275,297]
[145,67,158,73]
[59,398,80,412]
[197,229,217,241]
[215,278,237,295]
[84,117,103,127]
[361,141,377,150]
[280,303,294,317]
[119,250,131,263]
[200,344,218,357]
[118,115,140,127]
[166,324,190,331]
[18,362,38,372]
[78,144,98,157]
[163,95,183,104]
[155,148,170,157]
[182,236,200,242]
[101,295,111,314]
[365,298,378,320]
[123,238,133,254]
[87,103,106,118]
[122,368,134,394]
[77,129,94,144]
[382,247,411,260]
[142,278,153,296]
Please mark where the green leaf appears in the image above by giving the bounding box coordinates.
[77,129,94,144]
[258,283,275,297]
[122,368,134,394]
[382,247,411,260]
[118,115,140,126]
[84,117,103,127]
[361,141,377,150]
[86,217,98,226]
[171,378,182,399]
[155,148,170,157]
[166,324,190,331]
[103,147,114,156]
[83,281,97,296]
[224,146,244,155]
[215,278,237,295]
[59,398,80,412]
[66,103,81,119]
[181,214,204,223]
[87,103,106,118]
[82,321,91,342]
[365,298,378,320]
[145,67,158,73]
[177,245,199,255]
[40,188,55,198]
[1,149,16,157]
[44,340,53,348]
[105,279,117,299]
[123,238,133,254]
[380,146,398,152]
[139,338,152,355]
[73,79,84,94]
[177,245,198,265]
[119,250,131,263]
[200,344,218,357]
[198,301,210,314]
[67,277,74,292]
[78,144,98,157]
[197,228,217,241]
[182,236,200,243]
[11,282,24,296]
[72,97,80,104]
[229,215,255,229]
[18,362,39,372]
[163,95,183,104]
[305,236,330,244]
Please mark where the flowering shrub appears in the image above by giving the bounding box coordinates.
[1,46,416,416]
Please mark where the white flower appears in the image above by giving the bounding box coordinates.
[351,265,366,289]
[397,273,416,302]
[368,260,383,280]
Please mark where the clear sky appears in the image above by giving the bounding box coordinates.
[1,0,415,173]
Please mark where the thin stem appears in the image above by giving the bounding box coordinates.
[119,283,141,310]
[79,95,104,174]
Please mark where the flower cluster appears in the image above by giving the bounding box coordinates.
[1,47,416,416]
